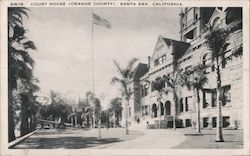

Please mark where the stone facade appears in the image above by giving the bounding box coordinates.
[125,7,243,129]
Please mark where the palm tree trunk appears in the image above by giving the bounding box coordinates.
[87,115,90,127]
[173,91,178,130]
[93,106,96,129]
[75,115,77,127]
[20,93,29,136]
[196,89,201,133]
[29,114,32,132]
[125,100,129,135]
[8,90,16,142]
[32,114,37,131]
[117,115,119,126]
[158,101,161,129]
[215,57,224,142]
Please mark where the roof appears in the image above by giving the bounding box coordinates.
[130,63,148,81]
[161,37,190,60]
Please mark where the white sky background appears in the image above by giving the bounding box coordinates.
[23,7,181,109]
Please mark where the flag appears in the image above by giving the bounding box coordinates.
[92,13,111,28]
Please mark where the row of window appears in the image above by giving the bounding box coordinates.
[203,85,231,108]
[202,53,228,74]
[203,116,230,128]
[179,96,192,113]
[141,105,149,116]
[154,55,166,66]
[179,116,230,128]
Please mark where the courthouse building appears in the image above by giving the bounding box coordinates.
[124,7,243,129]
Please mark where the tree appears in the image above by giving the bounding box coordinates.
[110,97,122,127]
[162,68,183,130]
[181,64,208,133]
[111,58,138,134]
[8,7,36,142]
[78,98,92,127]
[19,76,40,136]
[204,25,242,142]
[151,77,166,128]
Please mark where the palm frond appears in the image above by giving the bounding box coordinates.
[113,60,123,75]
[111,77,123,85]
[126,57,138,71]
[23,41,37,50]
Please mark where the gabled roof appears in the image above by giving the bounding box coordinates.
[151,35,190,60]
[130,63,148,81]
[161,37,190,60]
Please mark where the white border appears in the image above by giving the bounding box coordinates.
[0,1,249,155]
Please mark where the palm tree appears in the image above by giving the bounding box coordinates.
[8,7,36,142]
[110,98,122,127]
[151,76,166,128]
[111,58,138,134]
[78,98,92,127]
[163,69,182,130]
[204,24,242,141]
[19,76,40,136]
[181,64,208,133]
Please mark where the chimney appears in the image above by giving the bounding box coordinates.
[147,56,151,69]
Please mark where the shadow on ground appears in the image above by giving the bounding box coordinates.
[172,129,243,149]
[12,136,122,149]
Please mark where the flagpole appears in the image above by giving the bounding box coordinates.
[91,10,101,140]
[91,10,96,130]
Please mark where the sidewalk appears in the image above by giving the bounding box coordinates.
[94,129,186,149]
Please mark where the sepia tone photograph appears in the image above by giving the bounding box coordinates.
[1,1,249,155]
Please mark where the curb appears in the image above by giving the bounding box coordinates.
[8,129,39,148]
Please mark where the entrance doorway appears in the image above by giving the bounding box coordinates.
[152,104,157,118]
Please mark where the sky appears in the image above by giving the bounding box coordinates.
[23,7,181,109]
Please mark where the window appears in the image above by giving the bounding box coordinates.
[142,84,149,97]
[145,105,148,115]
[141,85,144,97]
[144,84,149,96]
[194,8,198,20]
[186,119,192,127]
[203,117,209,128]
[154,55,166,66]
[212,117,217,128]
[202,53,213,73]
[226,7,242,25]
[202,91,209,108]
[160,103,164,115]
[212,17,222,29]
[151,83,155,92]
[185,96,192,111]
[185,28,197,42]
[129,107,131,117]
[222,85,231,106]
[223,116,230,128]
[141,106,144,116]
[186,8,194,26]
[180,98,184,112]
[212,89,217,107]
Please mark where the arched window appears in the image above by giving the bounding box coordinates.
[212,17,221,29]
